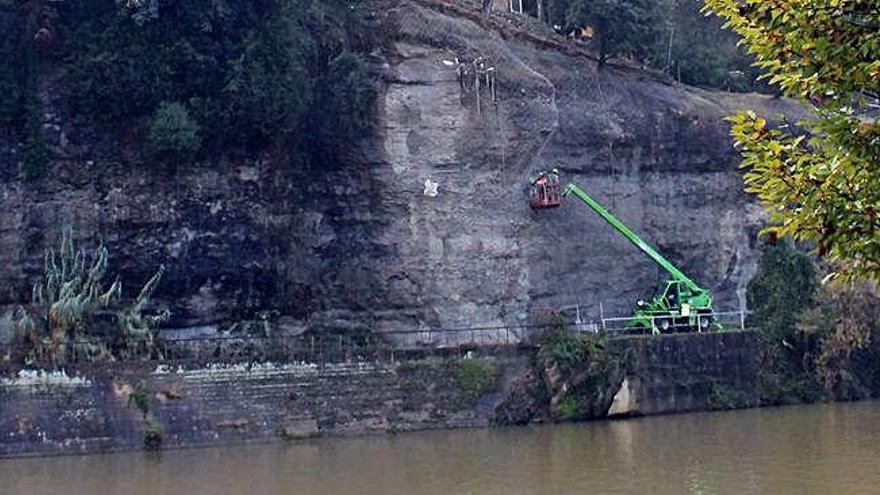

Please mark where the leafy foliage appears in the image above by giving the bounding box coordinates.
[545,0,768,91]
[704,0,880,282]
[456,357,500,403]
[311,51,373,150]
[149,102,202,159]
[13,228,169,366]
[142,420,163,450]
[747,239,820,345]
[61,0,371,152]
[797,282,880,400]
[707,381,748,410]
[22,90,49,181]
[747,239,822,402]
[656,0,767,91]
[748,239,880,402]
[558,0,671,66]
[130,381,151,417]
[538,330,623,419]
[216,2,313,145]
[556,394,586,419]
[0,10,22,125]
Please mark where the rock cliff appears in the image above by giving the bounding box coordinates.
[0,0,805,335]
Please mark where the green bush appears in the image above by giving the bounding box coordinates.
[707,382,747,410]
[312,51,373,149]
[149,102,202,158]
[22,113,49,181]
[798,283,880,400]
[142,421,163,450]
[563,0,670,67]
[652,0,768,92]
[538,331,623,420]
[130,382,151,417]
[215,2,313,146]
[747,239,821,403]
[548,0,768,92]
[456,357,500,403]
[747,240,819,353]
[62,0,371,152]
[556,394,586,419]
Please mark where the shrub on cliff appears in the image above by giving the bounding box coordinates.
[747,239,819,350]
[748,239,880,402]
[149,102,202,159]
[456,357,500,404]
[747,239,822,403]
[13,228,169,366]
[538,330,624,420]
[0,58,21,125]
[797,283,880,401]
[62,0,371,153]
[142,421,163,450]
[311,51,373,149]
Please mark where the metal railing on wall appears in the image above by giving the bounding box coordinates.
[0,312,753,373]
[0,324,557,374]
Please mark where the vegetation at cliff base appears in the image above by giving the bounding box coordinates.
[538,328,623,420]
[457,357,500,403]
[704,0,880,282]
[12,228,169,366]
[748,239,880,403]
[142,421,163,450]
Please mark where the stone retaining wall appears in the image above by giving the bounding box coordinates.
[0,332,762,457]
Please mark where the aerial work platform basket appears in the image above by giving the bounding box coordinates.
[529,170,561,209]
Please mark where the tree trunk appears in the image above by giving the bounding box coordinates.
[481,0,493,22]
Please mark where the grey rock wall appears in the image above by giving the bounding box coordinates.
[0,1,806,334]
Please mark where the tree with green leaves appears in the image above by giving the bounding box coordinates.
[747,240,819,348]
[149,101,202,159]
[563,0,671,67]
[746,239,822,402]
[703,0,880,282]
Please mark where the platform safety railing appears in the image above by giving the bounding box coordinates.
[592,310,750,334]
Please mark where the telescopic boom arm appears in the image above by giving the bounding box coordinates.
[563,183,703,293]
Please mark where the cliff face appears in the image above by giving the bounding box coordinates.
[0,1,804,334]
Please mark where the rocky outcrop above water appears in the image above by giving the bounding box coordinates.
[0,1,805,334]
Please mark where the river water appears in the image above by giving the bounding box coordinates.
[3,401,880,495]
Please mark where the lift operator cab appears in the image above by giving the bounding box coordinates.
[529,172,718,334]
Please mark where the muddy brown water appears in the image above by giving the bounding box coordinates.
[3,401,880,495]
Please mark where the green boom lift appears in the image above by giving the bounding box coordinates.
[530,175,717,334]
